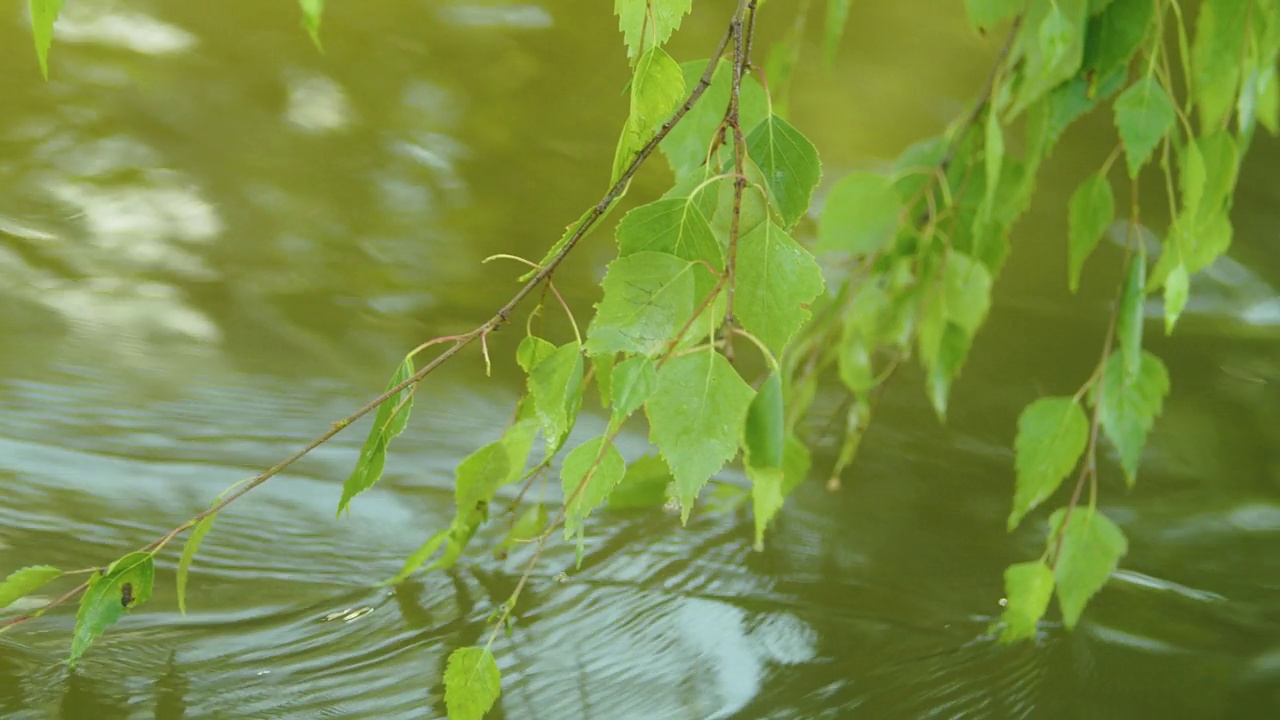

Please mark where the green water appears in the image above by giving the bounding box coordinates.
[1,2,1278,718]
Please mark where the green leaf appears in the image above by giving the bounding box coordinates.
[29,0,64,79]
[1114,77,1176,178]
[1039,3,1076,73]
[829,397,872,479]
[1159,209,1234,281]
[497,503,548,556]
[384,529,447,585]
[613,46,686,184]
[917,283,946,364]
[337,356,416,516]
[1191,0,1249,132]
[964,0,1020,30]
[455,443,512,517]
[1028,0,1152,156]
[1095,350,1169,485]
[941,251,993,334]
[743,373,784,471]
[592,353,615,408]
[1012,0,1087,115]
[516,336,556,374]
[816,173,902,256]
[1116,256,1146,379]
[745,114,823,228]
[614,0,693,59]
[781,432,812,496]
[609,355,657,426]
[1067,172,1115,292]
[1200,132,1240,213]
[610,455,674,509]
[299,0,324,50]
[844,276,893,343]
[1048,507,1128,629]
[663,165,723,219]
[561,436,627,540]
[921,316,967,417]
[823,0,852,63]
[1084,0,1153,74]
[1029,73,1119,159]
[998,561,1055,642]
[0,565,62,609]
[1009,397,1090,531]
[428,418,541,576]
[631,46,686,136]
[1163,262,1189,334]
[444,646,502,720]
[71,552,154,666]
[837,328,875,393]
[1178,137,1207,219]
[735,219,826,354]
[928,323,973,419]
[430,521,478,575]
[616,197,722,269]
[528,342,585,452]
[983,104,1005,214]
[748,465,784,551]
[646,349,755,522]
[1183,131,1239,225]
[407,407,535,575]
[500,416,541,479]
[176,513,217,616]
[586,252,697,357]
[662,60,768,181]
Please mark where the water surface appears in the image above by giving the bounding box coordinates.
[1,1,1278,718]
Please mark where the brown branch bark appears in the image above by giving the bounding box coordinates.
[722,0,760,363]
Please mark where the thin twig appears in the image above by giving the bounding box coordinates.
[939,14,1025,172]
[722,0,758,363]
[1048,187,1138,568]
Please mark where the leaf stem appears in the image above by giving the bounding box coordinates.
[483,253,541,270]
[547,281,582,346]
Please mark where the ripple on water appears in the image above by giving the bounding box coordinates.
[1,326,1276,718]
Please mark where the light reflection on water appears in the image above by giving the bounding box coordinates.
[0,1,1278,718]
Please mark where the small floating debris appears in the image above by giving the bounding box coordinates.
[320,606,373,623]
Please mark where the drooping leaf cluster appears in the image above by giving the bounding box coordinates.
[990,0,1266,641]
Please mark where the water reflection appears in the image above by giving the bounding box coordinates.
[153,651,190,720]
[440,4,554,30]
[56,2,197,57]
[283,71,354,134]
